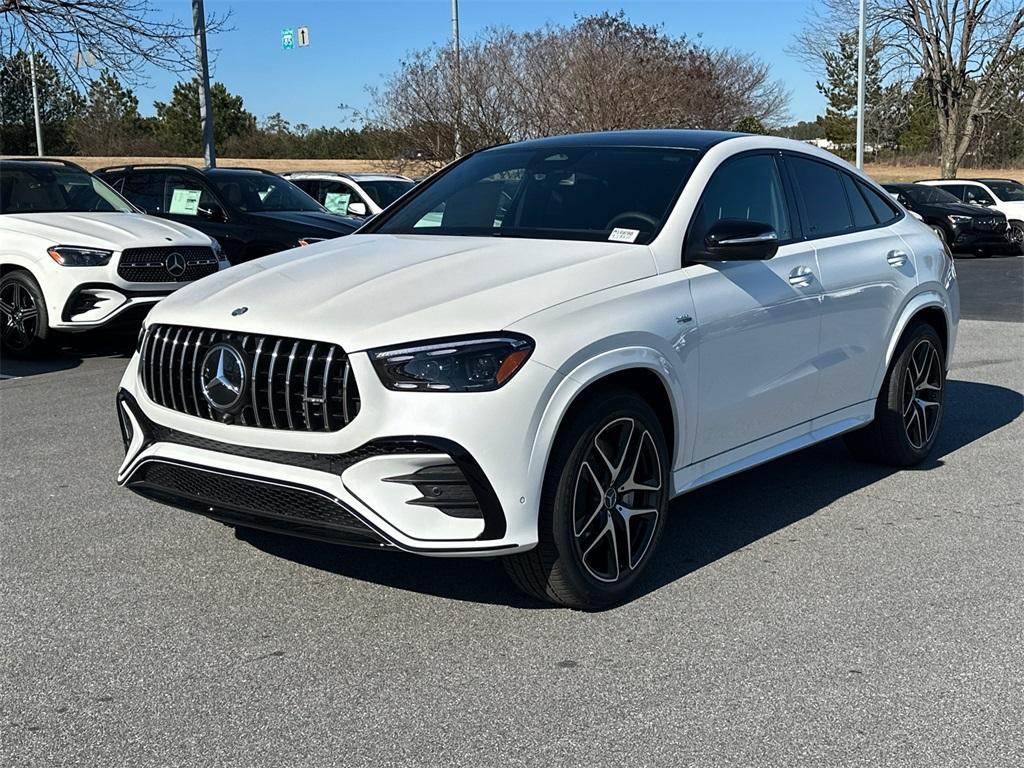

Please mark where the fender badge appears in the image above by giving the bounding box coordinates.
[231,307,248,316]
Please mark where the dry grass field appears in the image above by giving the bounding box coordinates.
[27,155,1024,184]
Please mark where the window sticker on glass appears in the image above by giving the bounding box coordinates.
[324,191,351,215]
[169,188,202,215]
[609,227,640,243]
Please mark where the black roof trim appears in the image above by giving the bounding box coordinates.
[0,157,87,171]
[483,129,744,153]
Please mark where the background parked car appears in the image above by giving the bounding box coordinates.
[1,158,226,356]
[283,171,416,218]
[882,182,1016,256]
[95,165,362,264]
[915,177,1024,251]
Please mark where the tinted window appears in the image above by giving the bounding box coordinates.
[321,180,359,215]
[857,179,900,223]
[372,146,699,244]
[962,185,995,206]
[984,180,1024,202]
[162,173,221,217]
[208,172,324,212]
[121,172,166,213]
[687,154,792,256]
[936,183,966,201]
[788,156,853,238]
[841,173,876,227]
[358,179,415,208]
[899,184,960,205]
[0,165,134,214]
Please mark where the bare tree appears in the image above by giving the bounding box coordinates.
[367,12,790,164]
[794,0,1024,177]
[0,0,230,88]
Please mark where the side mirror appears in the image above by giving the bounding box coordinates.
[700,219,779,261]
[199,203,227,222]
[347,201,368,217]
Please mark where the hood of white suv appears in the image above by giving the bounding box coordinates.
[1,212,212,249]
[148,233,657,350]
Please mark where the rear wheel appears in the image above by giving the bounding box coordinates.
[504,389,669,610]
[1007,221,1024,254]
[0,270,50,357]
[844,322,945,466]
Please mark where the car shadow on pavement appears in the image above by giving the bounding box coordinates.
[0,330,136,380]
[237,379,1022,610]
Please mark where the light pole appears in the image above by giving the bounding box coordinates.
[192,0,216,167]
[28,47,44,156]
[451,0,462,159]
[855,0,867,169]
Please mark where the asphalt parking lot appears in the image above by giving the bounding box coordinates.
[2,256,1022,767]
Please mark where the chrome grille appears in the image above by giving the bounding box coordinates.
[140,324,360,431]
[972,217,1006,232]
[118,246,219,283]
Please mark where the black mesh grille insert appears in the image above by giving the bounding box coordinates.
[118,246,219,283]
[140,324,360,432]
[131,461,373,533]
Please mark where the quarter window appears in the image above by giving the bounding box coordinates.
[787,156,853,238]
[687,154,792,256]
[841,173,876,228]
[856,179,900,224]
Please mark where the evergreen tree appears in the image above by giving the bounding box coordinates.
[153,80,256,155]
[0,51,82,154]
[814,32,882,158]
[71,71,145,155]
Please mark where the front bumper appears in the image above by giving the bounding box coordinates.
[115,350,560,556]
[950,228,1019,254]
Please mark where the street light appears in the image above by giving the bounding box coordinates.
[192,0,216,168]
[855,0,867,169]
[451,0,461,159]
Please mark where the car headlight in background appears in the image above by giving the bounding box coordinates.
[947,214,972,226]
[298,237,328,247]
[47,246,113,267]
[371,334,534,392]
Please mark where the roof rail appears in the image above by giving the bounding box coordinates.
[209,166,278,175]
[0,156,87,170]
[93,162,202,174]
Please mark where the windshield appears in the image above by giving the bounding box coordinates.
[0,165,135,214]
[984,180,1024,202]
[370,146,700,244]
[209,172,325,213]
[358,179,416,208]
[900,185,961,205]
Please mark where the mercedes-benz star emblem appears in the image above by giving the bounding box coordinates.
[199,344,247,411]
[165,251,187,278]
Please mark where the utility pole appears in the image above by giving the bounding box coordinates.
[451,0,462,159]
[29,48,44,156]
[855,0,866,169]
[192,0,217,168]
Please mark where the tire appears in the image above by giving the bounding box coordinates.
[1007,221,1024,255]
[503,389,670,610]
[844,322,946,466]
[0,270,50,357]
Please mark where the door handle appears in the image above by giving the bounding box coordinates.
[788,266,814,287]
[887,249,909,267]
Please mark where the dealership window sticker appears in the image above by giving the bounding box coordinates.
[324,191,351,215]
[169,188,202,215]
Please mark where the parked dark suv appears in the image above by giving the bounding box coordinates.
[95,165,362,264]
[882,182,1015,256]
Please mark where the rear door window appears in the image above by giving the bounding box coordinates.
[787,156,853,238]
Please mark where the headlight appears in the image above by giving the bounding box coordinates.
[371,333,534,392]
[946,214,972,226]
[47,245,113,266]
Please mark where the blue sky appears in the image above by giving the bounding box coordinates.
[136,0,822,127]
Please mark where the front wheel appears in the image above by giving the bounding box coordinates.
[0,270,50,357]
[1007,221,1024,254]
[504,389,669,610]
[844,322,946,466]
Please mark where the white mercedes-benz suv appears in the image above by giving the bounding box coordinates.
[116,131,959,609]
[1,158,227,355]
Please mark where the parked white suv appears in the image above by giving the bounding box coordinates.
[1,158,227,355]
[116,131,959,609]
[283,171,416,218]
[917,177,1024,249]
